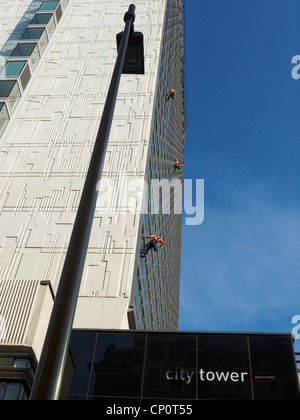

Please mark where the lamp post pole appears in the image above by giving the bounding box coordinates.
[30,4,137,400]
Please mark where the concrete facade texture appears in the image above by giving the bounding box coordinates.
[0,0,185,358]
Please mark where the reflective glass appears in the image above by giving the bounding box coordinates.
[3,382,22,400]
[21,27,45,40]
[0,382,6,400]
[249,335,300,400]
[197,334,251,400]
[0,61,27,77]
[7,81,21,111]
[0,82,21,111]
[60,330,97,397]
[13,358,29,368]
[39,1,59,11]
[0,80,17,97]
[30,13,56,37]
[90,331,146,399]
[11,43,40,70]
[30,13,53,24]
[0,357,13,367]
[22,28,49,54]
[143,333,196,399]
[61,331,300,401]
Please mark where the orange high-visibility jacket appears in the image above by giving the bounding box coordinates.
[170,89,176,94]
[175,159,180,166]
[145,235,164,245]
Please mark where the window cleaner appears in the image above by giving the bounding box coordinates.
[141,235,164,257]
[166,88,176,101]
[174,158,180,171]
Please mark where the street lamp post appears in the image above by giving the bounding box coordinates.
[30,4,144,400]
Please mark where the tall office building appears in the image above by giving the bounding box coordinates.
[0,0,185,399]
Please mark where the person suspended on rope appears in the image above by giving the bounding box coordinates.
[167,88,176,100]
[141,235,164,257]
[174,158,181,171]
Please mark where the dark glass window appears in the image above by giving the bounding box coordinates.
[143,333,196,399]
[30,13,53,24]
[39,1,59,11]
[30,13,56,37]
[11,43,40,70]
[197,334,252,400]
[60,331,300,401]
[60,330,97,398]
[89,331,146,399]
[0,382,28,400]
[0,356,14,367]
[22,27,45,40]
[249,335,300,400]
[0,60,27,77]
[0,81,21,111]
[22,28,48,54]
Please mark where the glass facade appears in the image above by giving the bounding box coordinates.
[0,382,28,400]
[131,0,185,331]
[21,28,49,54]
[0,102,9,136]
[0,60,27,77]
[30,13,56,37]
[60,330,300,400]
[11,43,41,70]
[39,1,62,23]
[0,80,21,111]
[0,60,32,90]
[0,352,36,400]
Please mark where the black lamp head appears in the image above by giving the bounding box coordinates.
[116,29,145,74]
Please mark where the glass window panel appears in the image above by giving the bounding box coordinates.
[22,28,49,54]
[89,331,146,399]
[0,102,9,137]
[60,0,69,11]
[13,358,30,368]
[21,27,45,40]
[11,43,40,70]
[249,335,300,400]
[55,3,63,22]
[39,1,59,11]
[4,382,22,400]
[197,334,251,400]
[0,61,27,77]
[60,330,97,398]
[0,80,16,97]
[31,44,41,69]
[143,333,196,400]
[0,357,14,367]
[11,43,36,57]
[18,385,29,400]
[7,81,21,111]
[30,12,53,24]
[30,13,56,38]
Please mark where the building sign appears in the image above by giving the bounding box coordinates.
[60,330,300,400]
[165,368,249,384]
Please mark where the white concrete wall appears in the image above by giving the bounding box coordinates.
[0,0,167,338]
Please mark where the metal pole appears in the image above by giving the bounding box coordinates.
[30,4,136,400]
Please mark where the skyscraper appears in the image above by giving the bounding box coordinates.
[0,0,185,399]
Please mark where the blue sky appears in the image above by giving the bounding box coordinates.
[178,0,300,352]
